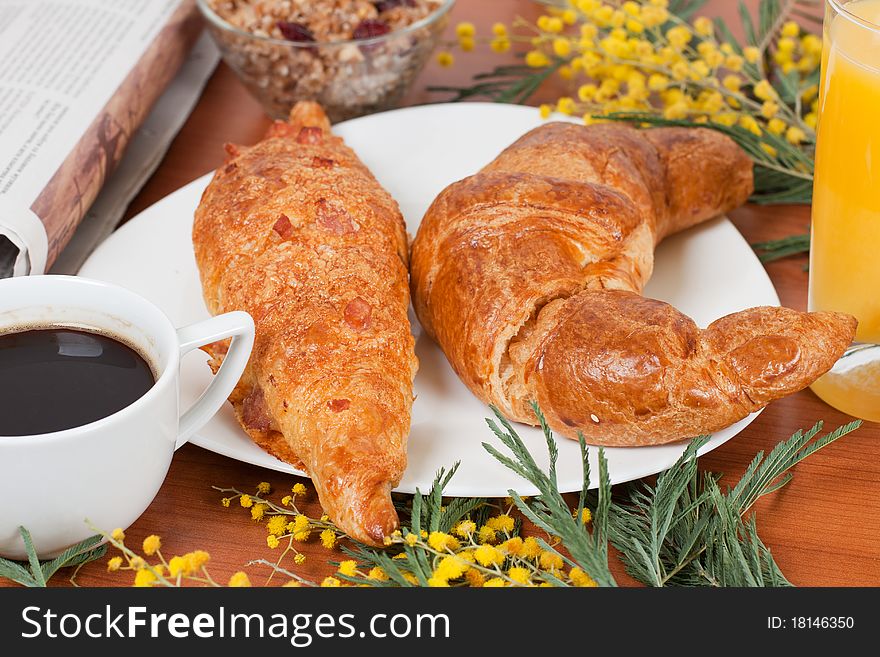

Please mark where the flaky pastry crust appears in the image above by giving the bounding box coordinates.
[411,122,855,446]
[194,101,416,544]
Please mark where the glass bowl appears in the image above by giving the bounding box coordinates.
[197,0,455,122]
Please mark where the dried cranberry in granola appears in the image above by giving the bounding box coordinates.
[352,19,391,40]
[276,21,315,42]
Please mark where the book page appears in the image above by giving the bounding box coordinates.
[0,0,191,275]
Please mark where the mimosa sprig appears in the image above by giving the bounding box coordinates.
[286,408,860,587]
[432,0,824,205]
[81,407,861,588]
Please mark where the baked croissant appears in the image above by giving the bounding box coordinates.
[193,101,416,544]
[411,122,856,446]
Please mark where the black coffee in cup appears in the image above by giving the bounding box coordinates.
[0,327,156,436]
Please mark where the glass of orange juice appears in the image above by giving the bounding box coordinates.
[808,0,880,420]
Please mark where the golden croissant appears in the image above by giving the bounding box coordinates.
[411,122,856,446]
[193,101,416,545]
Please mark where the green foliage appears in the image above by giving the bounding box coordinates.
[428,58,565,104]
[752,232,810,262]
[609,419,860,586]
[0,528,106,587]
[345,404,860,588]
[667,0,711,20]
[483,404,617,587]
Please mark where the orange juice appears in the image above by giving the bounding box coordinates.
[809,0,880,420]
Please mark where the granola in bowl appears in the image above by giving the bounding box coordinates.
[198,0,454,121]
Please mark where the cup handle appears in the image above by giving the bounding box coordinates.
[174,311,255,449]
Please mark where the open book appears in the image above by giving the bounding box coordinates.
[0,0,202,277]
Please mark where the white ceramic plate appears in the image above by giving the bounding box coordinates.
[79,103,778,497]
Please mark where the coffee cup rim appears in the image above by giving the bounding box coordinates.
[0,275,181,444]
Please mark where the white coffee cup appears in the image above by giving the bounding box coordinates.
[0,275,254,559]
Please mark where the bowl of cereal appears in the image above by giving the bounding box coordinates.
[198,0,455,122]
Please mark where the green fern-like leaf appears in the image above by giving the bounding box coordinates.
[608,419,860,586]
[0,529,107,588]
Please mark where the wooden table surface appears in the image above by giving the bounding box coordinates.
[21,0,880,587]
